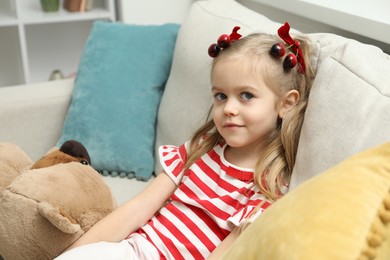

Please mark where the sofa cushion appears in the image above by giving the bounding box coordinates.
[0,79,74,161]
[58,21,180,180]
[290,38,390,189]
[223,141,390,259]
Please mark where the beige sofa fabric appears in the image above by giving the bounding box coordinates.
[0,79,74,161]
[291,37,390,189]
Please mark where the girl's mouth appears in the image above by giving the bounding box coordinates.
[223,123,243,128]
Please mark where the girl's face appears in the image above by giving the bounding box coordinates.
[211,57,282,154]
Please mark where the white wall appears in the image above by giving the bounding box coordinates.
[117,0,195,25]
[238,0,390,53]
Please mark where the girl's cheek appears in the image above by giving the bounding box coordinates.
[212,106,221,115]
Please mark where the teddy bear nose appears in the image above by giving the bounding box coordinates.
[60,140,91,165]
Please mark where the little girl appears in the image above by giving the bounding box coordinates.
[57,22,314,260]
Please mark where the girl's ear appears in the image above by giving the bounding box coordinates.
[278,90,300,118]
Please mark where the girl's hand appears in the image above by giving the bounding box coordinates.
[207,227,239,259]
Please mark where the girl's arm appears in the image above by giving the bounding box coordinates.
[207,227,239,260]
[66,172,176,250]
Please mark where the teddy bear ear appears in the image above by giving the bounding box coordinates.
[38,201,82,234]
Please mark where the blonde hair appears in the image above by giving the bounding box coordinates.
[185,33,314,202]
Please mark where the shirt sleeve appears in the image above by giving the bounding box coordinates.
[158,142,188,185]
[227,192,272,229]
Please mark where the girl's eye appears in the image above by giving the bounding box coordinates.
[241,92,254,100]
[214,93,227,101]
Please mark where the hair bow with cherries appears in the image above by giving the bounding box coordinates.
[273,22,306,74]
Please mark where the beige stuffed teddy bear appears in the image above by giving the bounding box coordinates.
[0,140,116,260]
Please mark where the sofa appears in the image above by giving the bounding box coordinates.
[1,0,390,258]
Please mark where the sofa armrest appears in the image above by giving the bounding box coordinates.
[0,79,74,161]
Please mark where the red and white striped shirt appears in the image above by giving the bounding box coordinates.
[136,142,271,259]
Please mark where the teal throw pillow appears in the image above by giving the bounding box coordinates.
[58,21,180,181]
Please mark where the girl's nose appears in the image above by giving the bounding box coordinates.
[223,99,239,116]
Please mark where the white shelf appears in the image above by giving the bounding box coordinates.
[251,0,390,45]
[20,7,113,24]
[0,0,115,87]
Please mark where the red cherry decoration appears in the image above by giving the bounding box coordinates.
[217,34,231,48]
[208,43,220,58]
[294,40,301,48]
[283,53,297,70]
[270,43,285,57]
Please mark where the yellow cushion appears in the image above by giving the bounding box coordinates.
[223,142,390,260]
